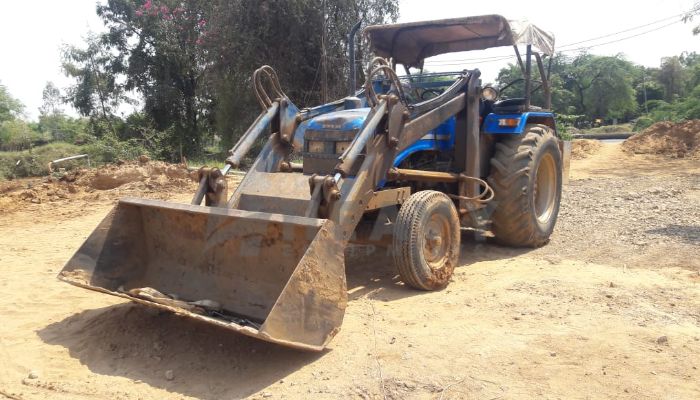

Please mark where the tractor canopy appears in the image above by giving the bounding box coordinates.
[364,14,555,68]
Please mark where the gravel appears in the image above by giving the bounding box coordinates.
[536,172,700,269]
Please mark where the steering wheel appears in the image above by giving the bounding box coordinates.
[420,89,443,100]
[499,78,524,94]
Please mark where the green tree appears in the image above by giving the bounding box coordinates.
[683,1,700,35]
[62,34,128,136]
[96,0,211,159]
[658,56,686,102]
[205,0,398,149]
[0,81,24,123]
[559,54,637,120]
[39,81,63,116]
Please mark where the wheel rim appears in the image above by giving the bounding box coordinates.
[533,152,557,224]
[423,213,450,268]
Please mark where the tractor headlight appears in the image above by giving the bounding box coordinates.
[481,86,499,102]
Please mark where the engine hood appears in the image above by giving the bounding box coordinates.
[306,108,371,132]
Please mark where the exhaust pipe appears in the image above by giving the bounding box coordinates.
[348,19,362,96]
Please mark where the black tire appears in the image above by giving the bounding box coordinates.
[392,190,460,290]
[487,124,562,247]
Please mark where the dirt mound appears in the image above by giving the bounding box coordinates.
[571,139,602,159]
[622,120,700,158]
[75,160,191,190]
[0,160,195,213]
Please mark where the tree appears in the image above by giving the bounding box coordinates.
[83,0,398,157]
[0,81,24,123]
[658,56,686,102]
[683,1,700,35]
[95,0,213,159]
[559,54,637,120]
[62,34,128,136]
[204,0,399,148]
[39,81,63,116]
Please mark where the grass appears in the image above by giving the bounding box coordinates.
[0,142,88,179]
[578,123,634,135]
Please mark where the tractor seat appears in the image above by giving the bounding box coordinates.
[493,98,542,114]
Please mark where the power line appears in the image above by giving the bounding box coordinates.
[558,18,683,53]
[558,11,688,48]
[422,14,686,67]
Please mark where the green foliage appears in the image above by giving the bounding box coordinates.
[495,51,700,127]
[0,82,24,123]
[62,34,132,139]
[60,0,399,159]
[646,86,700,122]
[39,82,63,116]
[83,134,148,163]
[0,119,48,151]
[554,114,580,139]
[37,114,89,143]
[582,123,634,134]
[633,116,654,131]
[0,142,84,179]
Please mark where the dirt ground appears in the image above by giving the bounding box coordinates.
[0,142,698,400]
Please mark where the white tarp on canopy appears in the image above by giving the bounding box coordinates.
[365,15,555,67]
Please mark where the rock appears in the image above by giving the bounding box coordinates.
[656,336,669,345]
[550,352,557,357]
[27,371,39,379]
[262,392,273,398]
[165,370,174,380]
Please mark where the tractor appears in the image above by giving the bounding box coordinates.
[59,15,567,351]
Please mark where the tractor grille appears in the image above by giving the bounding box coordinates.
[302,129,362,174]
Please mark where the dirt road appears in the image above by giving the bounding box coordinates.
[1,143,698,399]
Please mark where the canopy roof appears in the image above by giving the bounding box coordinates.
[364,15,555,68]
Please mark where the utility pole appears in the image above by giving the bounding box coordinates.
[320,0,328,103]
[642,67,649,114]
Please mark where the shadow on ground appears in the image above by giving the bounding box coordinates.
[646,224,700,245]
[38,303,323,400]
[37,237,534,399]
[344,235,535,302]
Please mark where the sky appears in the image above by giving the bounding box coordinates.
[0,0,698,120]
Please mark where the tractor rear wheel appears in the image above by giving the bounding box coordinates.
[487,124,562,247]
[392,190,460,290]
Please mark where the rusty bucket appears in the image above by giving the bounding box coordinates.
[59,197,347,350]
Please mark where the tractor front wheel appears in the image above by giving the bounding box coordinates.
[392,190,460,290]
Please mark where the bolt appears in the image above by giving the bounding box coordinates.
[388,137,399,148]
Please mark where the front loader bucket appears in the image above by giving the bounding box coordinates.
[59,198,347,351]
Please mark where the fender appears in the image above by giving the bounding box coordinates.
[482,112,557,135]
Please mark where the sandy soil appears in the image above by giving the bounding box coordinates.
[1,143,699,400]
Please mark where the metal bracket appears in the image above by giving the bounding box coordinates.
[365,187,411,211]
[278,98,300,144]
[306,174,341,218]
[385,94,408,149]
[192,167,228,207]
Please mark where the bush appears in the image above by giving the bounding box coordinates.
[82,134,148,163]
[633,116,654,132]
[38,114,89,143]
[0,119,48,151]
[0,142,85,179]
[583,123,634,134]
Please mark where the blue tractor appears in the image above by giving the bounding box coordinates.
[60,15,565,350]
